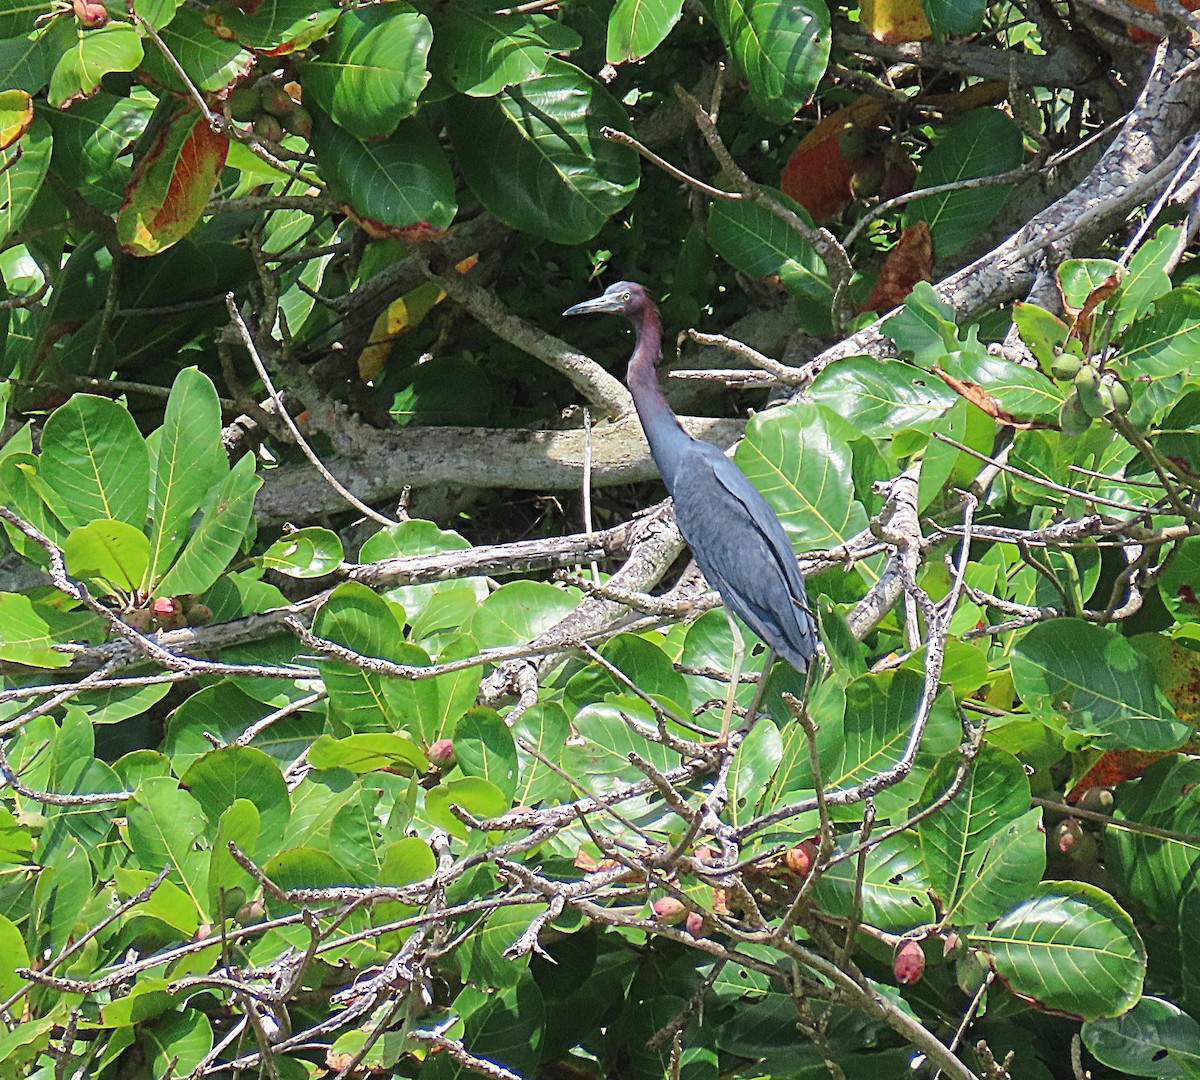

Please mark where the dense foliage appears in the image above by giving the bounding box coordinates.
[2,0,1200,1077]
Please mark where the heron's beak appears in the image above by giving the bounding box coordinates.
[563,294,622,316]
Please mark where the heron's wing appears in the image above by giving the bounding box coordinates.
[672,443,816,667]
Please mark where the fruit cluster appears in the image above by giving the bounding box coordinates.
[1050,352,1131,435]
[226,78,312,143]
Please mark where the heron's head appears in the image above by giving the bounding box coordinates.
[562,281,648,319]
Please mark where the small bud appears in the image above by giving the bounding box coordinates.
[124,608,153,632]
[259,84,296,117]
[280,105,312,139]
[711,888,729,915]
[785,840,818,877]
[651,897,687,925]
[227,85,261,122]
[893,939,926,985]
[428,739,455,767]
[1054,819,1084,855]
[72,0,108,27]
[685,911,709,937]
[236,899,266,923]
[253,114,285,143]
[1077,787,1114,814]
[185,603,213,626]
[194,922,214,941]
[151,596,186,630]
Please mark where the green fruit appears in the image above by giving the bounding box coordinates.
[1059,392,1093,436]
[227,85,260,122]
[838,123,869,161]
[1080,378,1114,419]
[259,84,295,117]
[280,104,312,139]
[1074,363,1099,391]
[1108,377,1131,415]
[253,114,285,143]
[1050,353,1083,380]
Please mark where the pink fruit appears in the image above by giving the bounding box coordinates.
[651,897,687,925]
[894,940,926,985]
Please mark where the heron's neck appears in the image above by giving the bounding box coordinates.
[626,304,689,487]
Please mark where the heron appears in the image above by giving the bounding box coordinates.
[564,281,817,741]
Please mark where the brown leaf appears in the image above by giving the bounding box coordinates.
[861,0,931,43]
[862,221,932,312]
[931,364,1055,430]
[1062,271,1121,351]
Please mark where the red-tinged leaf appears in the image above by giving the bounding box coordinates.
[1126,0,1200,41]
[781,96,889,220]
[862,220,932,312]
[931,364,1055,430]
[116,106,229,257]
[1067,751,1164,802]
[205,0,341,56]
[861,0,931,43]
[0,90,33,151]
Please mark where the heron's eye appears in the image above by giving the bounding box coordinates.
[621,291,631,302]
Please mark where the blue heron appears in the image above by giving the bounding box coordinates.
[564,281,816,739]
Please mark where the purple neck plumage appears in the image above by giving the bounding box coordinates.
[625,300,689,486]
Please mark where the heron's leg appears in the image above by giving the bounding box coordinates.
[739,647,776,735]
[717,611,746,745]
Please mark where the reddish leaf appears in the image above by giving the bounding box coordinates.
[861,0,931,43]
[1127,0,1200,41]
[1062,272,1121,352]
[1067,751,1163,801]
[931,363,1055,430]
[780,97,889,220]
[862,221,932,312]
[116,106,229,257]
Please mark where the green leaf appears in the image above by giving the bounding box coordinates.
[0,114,50,245]
[432,10,580,97]
[262,527,344,578]
[307,732,428,773]
[455,707,518,802]
[445,59,638,244]
[733,403,869,554]
[424,775,510,838]
[607,0,683,63]
[180,745,290,839]
[1159,533,1200,624]
[938,345,1064,423]
[311,581,440,734]
[969,881,1145,1021]
[706,191,827,299]
[0,592,77,668]
[155,452,262,596]
[918,745,1031,914]
[207,0,341,53]
[903,109,1023,257]
[944,807,1046,926]
[262,846,352,915]
[1010,618,1191,750]
[461,904,546,989]
[0,913,29,999]
[921,0,986,35]
[1083,996,1200,1079]
[144,1009,213,1078]
[1116,225,1184,331]
[813,832,936,932]
[145,367,225,589]
[711,0,830,124]
[807,356,957,435]
[127,776,209,918]
[39,393,150,529]
[466,580,580,649]
[62,518,149,594]
[728,718,782,829]
[303,5,431,139]
[1012,302,1070,371]
[139,6,253,93]
[1118,288,1200,378]
[885,280,960,367]
[209,798,259,913]
[1058,258,1120,311]
[561,702,680,799]
[48,24,144,109]
[512,702,571,807]
[310,110,456,233]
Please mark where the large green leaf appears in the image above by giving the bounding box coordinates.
[48,24,143,108]
[1115,224,1183,331]
[455,707,518,802]
[44,91,151,213]
[432,9,580,97]
[733,403,868,554]
[180,745,290,840]
[607,0,683,63]
[0,114,51,248]
[145,367,225,589]
[1010,618,1191,750]
[138,7,253,94]
[303,5,431,139]
[444,59,638,244]
[807,356,957,435]
[813,832,936,932]
[943,807,1046,926]
[306,732,428,773]
[938,345,1064,423]
[63,518,150,594]
[206,0,341,53]
[969,881,1145,1021]
[711,0,830,124]
[917,745,1032,918]
[39,394,150,529]
[1118,288,1200,378]
[155,452,261,596]
[904,108,1024,257]
[921,0,986,35]
[706,191,827,299]
[310,110,456,232]
[1083,997,1200,1079]
[126,776,210,918]
[466,579,580,649]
